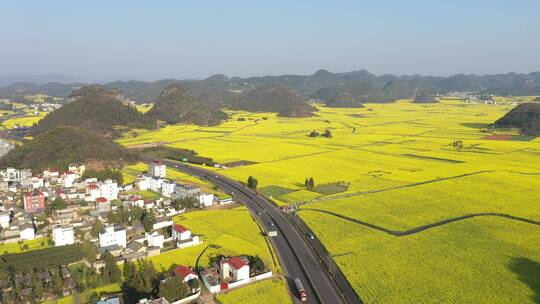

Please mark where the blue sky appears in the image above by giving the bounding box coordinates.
[1,0,539,80]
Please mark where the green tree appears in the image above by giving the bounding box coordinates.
[309,130,319,137]
[324,129,333,138]
[102,251,120,283]
[137,259,158,293]
[88,292,100,304]
[122,260,136,286]
[158,276,189,302]
[247,176,258,189]
[52,270,63,296]
[142,211,156,232]
[172,196,199,210]
[91,219,103,238]
[308,177,315,191]
[81,240,98,266]
[189,278,200,291]
[32,275,44,299]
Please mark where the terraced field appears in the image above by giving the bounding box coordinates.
[119,100,540,303]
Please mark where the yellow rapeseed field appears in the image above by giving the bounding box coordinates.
[216,278,291,304]
[118,100,540,303]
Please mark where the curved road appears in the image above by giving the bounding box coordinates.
[163,160,349,304]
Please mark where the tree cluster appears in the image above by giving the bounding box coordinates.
[82,169,124,185]
[172,195,199,210]
[304,177,315,191]
[247,176,258,189]
[309,129,332,138]
[106,206,156,232]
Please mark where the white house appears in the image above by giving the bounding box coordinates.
[99,179,118,201]
[0,212,10,228]
[86,183,101,201]
[221,256,250,281]
[148,160,166,178]
[145,231,165,248]
[96,197,111,213]
[99,224,127,248]
[52,225,75,247]
[172,265,199,283]
[161,181,176,198]
[172,224,192,241]
[219,197,234,205]
[149,177,163,192]
[136,175,150,191]
[126,195,144,208]
[62,172,77,188]
[152,217,173,231]
[19,223,35,240]
[0,167,21,182]
[198,193,215,208]
[30,176,45,189]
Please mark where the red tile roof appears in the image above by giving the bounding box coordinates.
[96,197,108,203]
[88,184,98,189]
[228,256,248,270]
[174,224,189,233]
[172,265,196,278]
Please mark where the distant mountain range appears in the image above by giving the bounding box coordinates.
[1,70,540,104]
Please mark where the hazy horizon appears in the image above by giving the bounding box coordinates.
[1,0,539,81]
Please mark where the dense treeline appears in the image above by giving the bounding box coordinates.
[82,169,124,184]
[0,126,137,170]
[141,146,215,166]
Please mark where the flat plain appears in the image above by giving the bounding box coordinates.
[118,99,540,303]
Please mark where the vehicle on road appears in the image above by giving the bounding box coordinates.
[294,277,307,303]
[256,211,262,215]
[306,230,315,240]
[269,221,275,227]
[267,230,278,237]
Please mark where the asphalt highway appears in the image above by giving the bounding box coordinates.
[163,161,346,304]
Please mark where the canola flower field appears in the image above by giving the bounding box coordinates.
[150,207,278,273]
[216,278,291,304]
[119,100,540,303]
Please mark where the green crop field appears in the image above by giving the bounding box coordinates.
[119,100,540,303]
[216,278,291,304]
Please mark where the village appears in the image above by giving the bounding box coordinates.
[0,161,273,304]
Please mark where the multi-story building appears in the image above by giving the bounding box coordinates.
[52,225,75,246]
[99,179,118,201]
[174,184,201,199]
[23,191,46,213]
[148,160,166,178]
[99,224,127,248]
